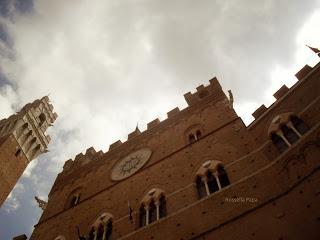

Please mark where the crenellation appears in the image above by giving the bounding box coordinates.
[128,127,141,140]
[95,150,104,157]
[109,140,122,151]
[85,147,96,156]
[63,159,73,171]
[74,153,85,163]
[58,147,106,177]
[60,77,226,167]
[183,92,197,106]
[184,77,224,106]
[295,64,313,80]
[196,84,205,91]
[273,84,289,100]
[147,118,160,130]
[252,104,267,119]
[167,107,180,118]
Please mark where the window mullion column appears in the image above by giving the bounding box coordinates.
[93,230,98,240]
[214,172,222,190]
[145,205,150,225]
[155,201,160,220]
[287,122,302,137]
[102,223,107,240]
[277,130,291,146]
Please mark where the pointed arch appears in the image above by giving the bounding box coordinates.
[268,112,309,153]
[139,188,167,228]
[65,187,83,209]
[290,115,309,135]
[195,160,230,199]
[88,212,113,240]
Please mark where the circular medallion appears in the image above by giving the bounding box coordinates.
[111,148,152,181]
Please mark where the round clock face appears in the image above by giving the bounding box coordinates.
[111,148,152,181]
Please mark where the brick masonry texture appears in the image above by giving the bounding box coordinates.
[0,97,57,207]
[29,62,320,240]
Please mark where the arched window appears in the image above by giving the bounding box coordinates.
[185,125,203,144]
[268,113,309,153]
[195,160,230,199]
[39,113,46,125]
[105,221,112,240]
[196,130,202,139]
[196,176,207,199]
[69,193,80,208]
[290,116,309,135]
[217,165,230,188]
[149,200,157,224]
[93,223,104,240]
[281,125,299,144]
[207,171,219,194]
[140,188,166,227]
[188,133,196,143]
[271,132,288,153]
[65,188,82,209]
[159,195,166,219]
[139,205,147,227]
[88,229,95,240]
[88,212,113,240]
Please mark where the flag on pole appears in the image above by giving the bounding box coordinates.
[306,45,320,56]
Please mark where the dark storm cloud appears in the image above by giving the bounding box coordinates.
[0,70,11,86]
[0,0,33,18]
[0,1,319,239]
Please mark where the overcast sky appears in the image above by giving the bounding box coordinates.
[0,0,319,239]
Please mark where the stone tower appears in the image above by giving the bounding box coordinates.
[0,96,57,206]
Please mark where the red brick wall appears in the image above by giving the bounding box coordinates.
[0,135,28,206]
[30,63,320,240]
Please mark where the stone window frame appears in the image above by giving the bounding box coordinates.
[185,124,204,144]
[38,112,47,126]
[65,187,83,209]
[54,236,66,240]
[195,160,230,199]
[88,212,113,240]
[268,112,309,153]
[139,188,167,227]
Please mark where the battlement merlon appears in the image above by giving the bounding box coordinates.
[0,96,58,162]
[59,77,230,176]
[61,147,104,173]
[250,63,317,122]
[183,77,226,106]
